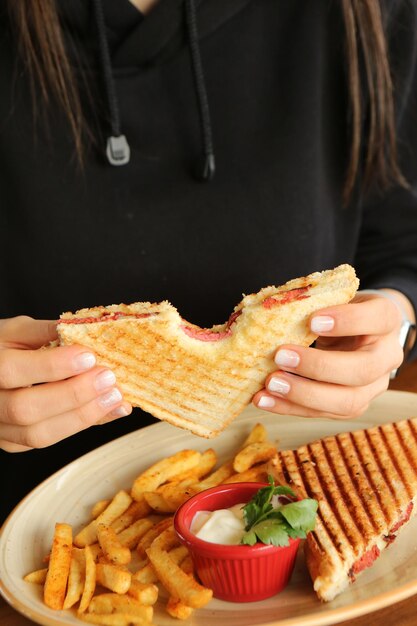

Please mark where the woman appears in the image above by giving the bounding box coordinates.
[0,0,416,522]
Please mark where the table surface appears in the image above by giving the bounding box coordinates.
[1,359,417,626]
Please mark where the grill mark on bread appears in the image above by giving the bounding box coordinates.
[393,421,417,488]
[380,424,416,499]
[335,434,382,534]
[350,431,391,526]
[365,427,406,515]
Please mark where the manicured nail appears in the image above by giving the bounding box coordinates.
[73,352,96,372]
[268,377,291,394]
[109,405,131,418]
[98,388,122,409]
[94,370,116,392]
[311,315,334,333]
[275,349,300,368]
[257,395,275,409]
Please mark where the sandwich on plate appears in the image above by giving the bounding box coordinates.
[57,264,358,438]
[270,417,417,601]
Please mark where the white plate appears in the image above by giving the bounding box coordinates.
[2,389,417,626]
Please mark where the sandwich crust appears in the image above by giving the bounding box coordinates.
[57,264,358,438]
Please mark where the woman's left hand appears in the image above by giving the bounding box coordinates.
[253,292,405,419]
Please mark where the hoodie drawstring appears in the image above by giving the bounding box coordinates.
[92,0,215,180]
[92,0,131,165]
[185,0,216,181]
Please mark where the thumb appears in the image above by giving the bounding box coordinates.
[0,316,58,349]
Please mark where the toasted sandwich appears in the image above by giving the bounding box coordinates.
[270,417,417,601]
[57,264,358,438]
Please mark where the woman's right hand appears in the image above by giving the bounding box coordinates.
[0,316,132,452]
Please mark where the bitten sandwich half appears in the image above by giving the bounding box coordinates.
[57,264,358,438]
[270,417,417,601]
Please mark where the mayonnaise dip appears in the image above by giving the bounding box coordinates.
[190,503,246,545]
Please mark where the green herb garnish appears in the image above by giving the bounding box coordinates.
[241,476,318,547]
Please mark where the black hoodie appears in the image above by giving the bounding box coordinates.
[0,0,417,522]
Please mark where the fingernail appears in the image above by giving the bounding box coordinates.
[98,388,122,409]
[275,349,300,368]
[311,315,334,333]
[109,405,131,418]
[257,395,275,409]
[268,377,291,394]
[94,370,116,392]
[73,352,96,372]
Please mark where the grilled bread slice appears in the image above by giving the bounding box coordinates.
[270,417,417,601]
[57,264,358,438]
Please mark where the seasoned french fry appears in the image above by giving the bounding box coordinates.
[233,441,277,473]
[168,448,217,483]
[146,545,212,609]
[80,614,152,625]
[166,597,193,620]
[88,593,153,621]
[91,499,110,519]
[150,526,179,552]
[242,422,268,446]
[96,563,132,594]
[43,522,73,610]
[78,545,96,614]
[132,545,187,585]
[75,491,133,547]
[127,580,158,605]
[143,491,173,513]
[136,517,172,559]
[191,460,235,491]
[117,518,154,550]
[225,460,273,484]
[23,568,48,584]
[111,500,152,534]
[131,450,201,501]
[97,524,131,566]
[63,547,86,609]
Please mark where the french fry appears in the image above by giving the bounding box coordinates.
[168,448,217,483]
[146,545,212,608]
[150,526,179,552]
[132,545,188,585]
[166,597,193,620]
[43,522,73,610]
[136,517,172,559]
[96,563,132,594]
[117,518,154,550]
[78,545,96,614]
[143,491,172,513]
[75,491,133,547]
[88,593,153,621]
[233,441,278,473]
[127,580,158,605]
[80,614,152,625]
[111,500,152,534]
[166,554,195,620]
[242,422,268,446]
[191,460,235,491]
[63,547,86,609]
[91,499,110,519]
[97,524,131,566]
[23,568,48,584]
[225,460,274,484]
[131,450,201,501]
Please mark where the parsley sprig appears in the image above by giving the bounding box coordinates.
[241,476,318,547]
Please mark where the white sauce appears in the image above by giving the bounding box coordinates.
[190,503,246,545]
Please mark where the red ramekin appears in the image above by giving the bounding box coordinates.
[173,482,300,602]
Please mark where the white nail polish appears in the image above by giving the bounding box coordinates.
[98,388,122,409]
[94,370,116,392]
[275,349,300,368]
[311,315,335,333]
[73,352,96,372]
[258,396,275,409]
[268,377,291,394]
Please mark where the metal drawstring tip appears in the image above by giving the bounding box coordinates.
[194,153,215,182]
[106,135,130,166]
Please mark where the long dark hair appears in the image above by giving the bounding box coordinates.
[7,0,408,203]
